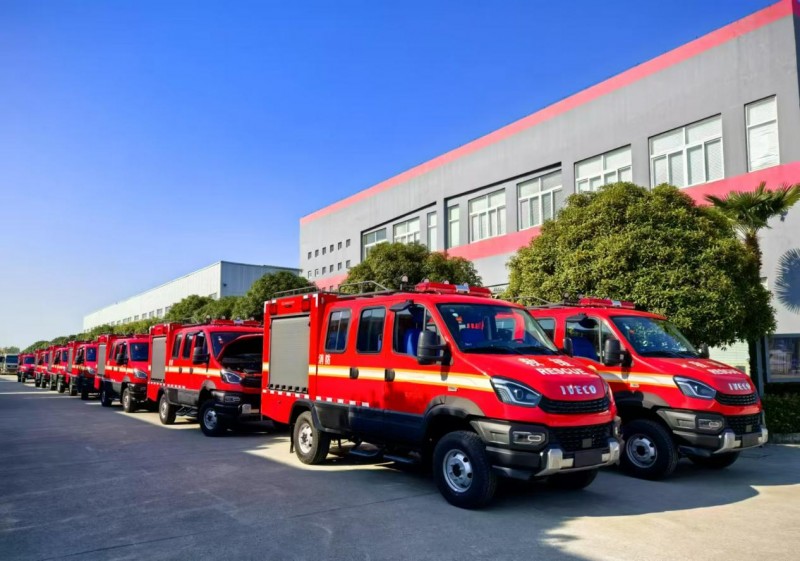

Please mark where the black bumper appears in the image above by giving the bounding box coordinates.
[212,391,261,420]
[658,408,769,456]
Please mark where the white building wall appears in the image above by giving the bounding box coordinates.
[83,261,299,330]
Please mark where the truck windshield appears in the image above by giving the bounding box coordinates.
[24,357,35,364]
[129,343,149,362]
[6,356,18,364]
[210,332,250,357]
[610,315,699,358]
[436,303,558,355]
[86,348,97,362]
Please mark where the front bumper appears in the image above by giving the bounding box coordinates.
[127,383,147,401]
[212,391,261,420]
[659,409,768,457]
[471,419,621,480]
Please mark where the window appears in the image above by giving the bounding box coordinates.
[393,306,439,356]
[346,239,351,248]
[338,241,342,250]
[330,244,334,252]
[337,262,342,271]
[536,318,556,341]
[575,147,632,192]
[307,271,312,278]
[518,170,563,229]
[393,217,421,244]
[165,306,171,314]
[322,266,327,274]
[156,309,163,317]
[565,317,616,363]
[746,96,779,171]
[362,228,387,258]
[447,204,460,248]
[315,249,319,257]
[650,116,723,187]
[322,247,326,255]
[768,335,800,381]
[346,260,351,269]
[134,315,139,321]
[148,311,154,319]
[182,333,195,359]
[314,268,318,276]
[427,212,437,251]
[357,308,385,353]
[307,251,312,260]
[469,190,506,242]
[325,310,351,353]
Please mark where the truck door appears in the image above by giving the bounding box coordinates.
[176,331,198,405]
[163,332,183,404]
[565,315,623,385]
[149,335,167,402]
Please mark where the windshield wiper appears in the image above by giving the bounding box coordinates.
[463,344,523,355]
[640,350,696,358]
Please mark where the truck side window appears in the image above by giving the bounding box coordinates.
[182,333,195,359]
[118,343,128,362]
[566,317,616,363]
[537,318,556,341]
[356,308,385,354]
[393,306,436,356]
[172,334,183,358]
[325,309,351,353]
[195,332,207,355]
[75,348,84,364]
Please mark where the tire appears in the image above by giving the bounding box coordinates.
[620,419,678,480]
[121,388,136,413]
[548,469,598,490]
[69,380,78,397]
[99,384,113,407]
[293,411,330,464]
[158,394,176,425]
[689,451,740,470]
[199,399,227,437]
[57,379,65,393]
[34,377,40,388]
[50,378,57,391]
[432,431,497,509]
[80,386,89,401]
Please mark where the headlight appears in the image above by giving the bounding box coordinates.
[220,369,242,384]
[133,368,147,380]
[491,378,541,407]
[674,376,716,400]
[87,367,96,375]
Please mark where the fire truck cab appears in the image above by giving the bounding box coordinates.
[261,283,621,508]
[528,298,767,479]
[50,346,70,392]
[148,320,263,436]
[67,341,99,399]
[17,353,35,382]
[98,335,150,412]
[34,349,49,387]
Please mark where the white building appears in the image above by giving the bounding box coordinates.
[83,261,300,330]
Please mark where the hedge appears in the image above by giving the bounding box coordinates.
[763,393,800,434]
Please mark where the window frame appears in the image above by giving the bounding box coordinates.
[575,146,632,193]
[393,217,421,245]
[324,309,352,354]
[745,95,780,172]
[518,170,563,230]
[649,115,724,188]
[356,307,386,355]
[362,228,387,259]
[468,189,506,243]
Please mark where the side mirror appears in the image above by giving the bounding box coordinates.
[602,339,623,367]
[192,347,209,365]
[562,337,574,357]
[698,343,710,359]
[417,330,448,365]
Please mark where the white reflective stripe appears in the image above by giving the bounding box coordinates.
[600,371,677,387]
[393,370,494,391]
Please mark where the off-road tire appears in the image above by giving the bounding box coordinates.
[199,399,227,437]
[432,431,497,509]
[158,394,176,425]
[69,380,78,396]
[99,384,113,407]
[122,388,137,413]
[293,411,330,464]
[620,419,679,480]
[57,379,65,393]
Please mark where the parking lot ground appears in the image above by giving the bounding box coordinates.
[1,373,800,561]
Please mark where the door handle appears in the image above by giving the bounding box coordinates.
[385,368,395,382]
[349,367,359,380]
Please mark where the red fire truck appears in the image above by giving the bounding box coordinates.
[17,353,36,382]
[33,349,49,387]
[71,341,99,399]
[36,346,56,389]
[528,298,767,480]
[49,345,70,392]
[148,320,263,436]
[260,282,621,508]
[98,335,150,411]
[92,334,114,397]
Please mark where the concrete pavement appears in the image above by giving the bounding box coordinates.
[1,374,799,561]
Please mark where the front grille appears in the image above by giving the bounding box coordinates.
[240,376,262,389]
[551,423,612,452]
[540,395,610,415]
[716,392,758,406]
[726,414,762,435]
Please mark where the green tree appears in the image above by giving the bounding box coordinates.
[344,242,482,291]
[199,296,241,320]
[506,182,773,348]
[0,346,20,354]
[22,340,50,353]
[164,295,215,323]
[706,181,800,383]
[233,271,313,321]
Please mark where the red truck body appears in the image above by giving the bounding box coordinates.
[260,283,621,508]
[148,320,263,435]
[97,335,150,411]
[49,345,71,393]
[528,298,767,479]
[17,353,36,382]
[65,341,99,399]
[34,347,55,388]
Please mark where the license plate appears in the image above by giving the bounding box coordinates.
[241,404,259,415]
[573,449,603,468]
[741,433,760,448]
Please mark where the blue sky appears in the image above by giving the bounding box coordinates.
[0,0,775,347]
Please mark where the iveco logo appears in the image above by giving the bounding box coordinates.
[728,382,751,392]
[560,384,598,396]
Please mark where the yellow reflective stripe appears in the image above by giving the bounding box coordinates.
[599,371,677,387]
[307,364,493,392]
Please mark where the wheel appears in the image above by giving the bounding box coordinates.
[689,451,740,469]
[199,400,227,437]
[548,469,598,490]
[34,377,40,388]
[50,378,57,391]
[620,419,678,480]
[99,384,113,407]
[122,388,137,413]
[432,431,497,509]
[69,380,78,397]
[158,394,176,425]
[293,411,330,464]
[57,379,65,393]
[80,385,89,400]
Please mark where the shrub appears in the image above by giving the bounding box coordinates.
[763,393,800,434]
